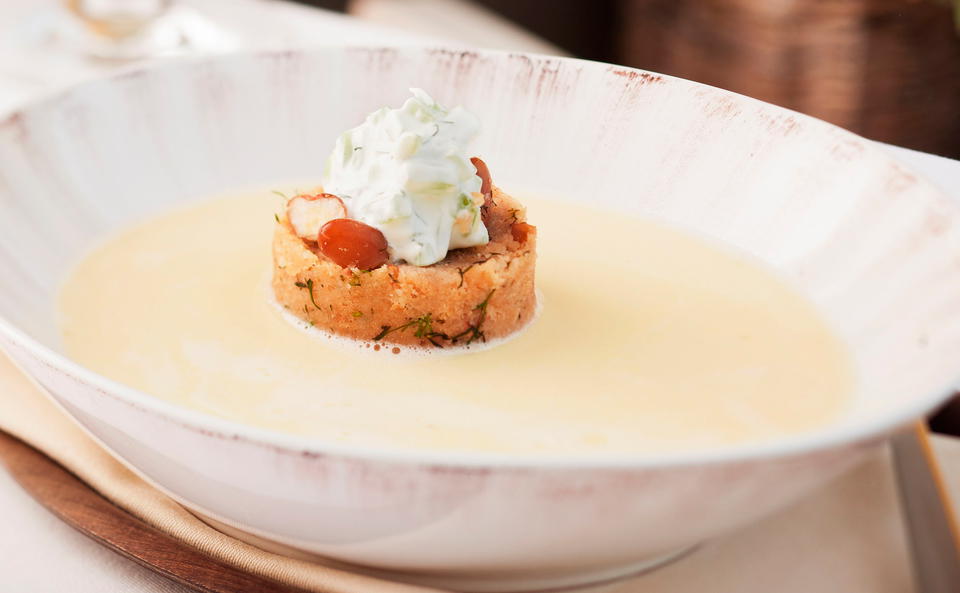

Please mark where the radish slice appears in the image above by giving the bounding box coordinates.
[286,194,347,240]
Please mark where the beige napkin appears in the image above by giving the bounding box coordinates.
[3,346,960,593]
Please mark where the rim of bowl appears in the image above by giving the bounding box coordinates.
[2,45,959,470]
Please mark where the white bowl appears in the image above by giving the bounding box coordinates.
[2,47,960,591]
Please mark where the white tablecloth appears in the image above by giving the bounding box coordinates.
[1,1,959,591]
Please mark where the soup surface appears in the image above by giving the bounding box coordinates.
[59,191,854,455]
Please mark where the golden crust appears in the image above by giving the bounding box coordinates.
[272,186,537,347]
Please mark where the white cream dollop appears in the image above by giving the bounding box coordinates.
[323,89,488,266]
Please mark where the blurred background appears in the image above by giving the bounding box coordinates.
[311,0,960,158]
[5,0,959,156]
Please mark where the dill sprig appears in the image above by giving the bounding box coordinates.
[374,313,449,348]
[456,264,475,288]
[456,255,502,288]
[457,253,492,288]
[373,291,496,347]
[450,289,495,345]
[294,279,322,310]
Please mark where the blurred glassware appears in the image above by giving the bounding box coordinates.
[5,1,241,66]
[63,0,192,60]
[67,0,171,39]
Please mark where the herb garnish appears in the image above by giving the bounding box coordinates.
[456,265,472,288]
[274,213,280,223]
[455,255,496,288]
[450,289,495,345]
[374,313,448,347]
[348,272,362,287]
[294,279,322,310]
[374,290,495,347]
[352,311,363,318]
[271,190,289,200]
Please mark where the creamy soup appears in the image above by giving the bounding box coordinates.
[59,191,854,455]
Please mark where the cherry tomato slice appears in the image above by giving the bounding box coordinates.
[318,219,389,271]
